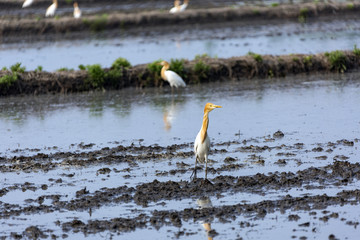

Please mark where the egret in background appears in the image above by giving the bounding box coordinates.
[73,2,81,18]
[169,0,181,13]
[22,0,33,8]
[45,0,57,17]
[192,103,222,180]
[180,0,189,12]
[160,61,186,89]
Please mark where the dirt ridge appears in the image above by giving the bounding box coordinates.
[1,50,359,96]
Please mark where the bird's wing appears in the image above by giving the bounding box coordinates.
[45,4,56,16]
[22,0,33,8]
[164,71,186,88]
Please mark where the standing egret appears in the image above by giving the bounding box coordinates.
[192,103,222,180]
[180,0,189,12]
[160,61,186,89]
[73,2,81,18]
[45,0,57,17]
[22,0,33,8]
[169,0,181,13]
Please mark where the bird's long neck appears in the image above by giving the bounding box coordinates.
[161,64,169,80]
[54,0,58,6]
[200,111,209,144]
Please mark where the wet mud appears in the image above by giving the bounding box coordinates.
[1,50,360,96]
[1,2,359,43]
[1,135,360,238]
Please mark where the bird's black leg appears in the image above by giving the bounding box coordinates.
[190,157,197,180]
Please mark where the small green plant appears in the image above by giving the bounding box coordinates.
[35,66,43,72]
[324,50,347,73]
[111,57,131,70]
[78,64,86,70]
[302,55,313,67]
[268,69,274,78]
[298,8,308,23]
[271,3,279,7]
[10,63,25,73]
[83,14,108,32]
[248,52,263,63]
[193,60,210,83]
[292,57,300,63]
[146,59,163,86]
[195,53,209,61]
[353,44,360,57]
[170,58,186,79]
[57,67,73,72]
[346,3,354,9]
[0,63,25,90]
[85,64,106,89]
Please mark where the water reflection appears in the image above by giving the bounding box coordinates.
[162,97,185,131]
[197,196,215,240]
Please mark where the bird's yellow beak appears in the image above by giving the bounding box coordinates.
[213,104,222,108]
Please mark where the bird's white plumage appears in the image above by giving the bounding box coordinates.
[45,1,57,17]
[180,3,188,11]
[164,70,186,88]
[73,7,81,18]
[194,130,210,164]
[22,0,33,8]
[169,6,179,13]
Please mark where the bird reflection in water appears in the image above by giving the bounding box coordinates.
[162,98,183,131]
[197,196,215,240]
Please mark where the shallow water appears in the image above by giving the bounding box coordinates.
[1,73,360,154]
[1,73,360,238]
[0,17,359,71]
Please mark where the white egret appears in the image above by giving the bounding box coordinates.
[160,61,186,89]
[73,2,81,18]
[180,0,189,12]
[22,0,33,8]
[45,0,57,17]
[169,0,181,13]
[192,103,222,180]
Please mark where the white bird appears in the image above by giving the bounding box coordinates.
[45,0,58,17]
[22,0,33,8]
[160,61,186,89]
[180,0,189,12]
[169,0,181,13]
[73,2,81,18]
[192,103,222,180]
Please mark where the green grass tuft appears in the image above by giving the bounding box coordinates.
[83,14,108,32]
[324,50,347,73]
[271,3,279,7]
[353,44,360,57]
[35,66,43,72]
[85,64,106,88]
[111,57,131,70]
[0,63,26,90]
[248,52,263,63]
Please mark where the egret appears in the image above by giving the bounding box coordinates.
[73,2,81,18]
[192,103,222,180]
[45,0,57,17]
[22,0,33,8]
[160,61,186,89]
[169,0,181,13]
[180,0,189,12]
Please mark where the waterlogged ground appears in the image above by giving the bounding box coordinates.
[1,73,360,239]
[1,15,359,71]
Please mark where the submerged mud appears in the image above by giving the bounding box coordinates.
[0,135,360,238]
[1,2,359,42]
[1,51,359,96]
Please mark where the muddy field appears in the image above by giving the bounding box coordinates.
[1,135,360,239]
[1,0,360,239]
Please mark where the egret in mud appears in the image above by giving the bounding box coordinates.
[73,2,81,18]
[169,0,181,13]
[160,60,186,89]
[180,0,189,12]
[192,103,222,180]
[22,0,33,8]
[45,0,57,17]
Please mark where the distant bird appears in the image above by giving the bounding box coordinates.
[160,61,186,89]
[192,103,222,180]
[169,0,181,13]
[73,2,81,18]
[45,0,57,17]
[22,0,33,8]
[180,0,189,12]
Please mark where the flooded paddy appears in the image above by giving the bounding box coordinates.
[1,16,359,71]
[1,72,360,239]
